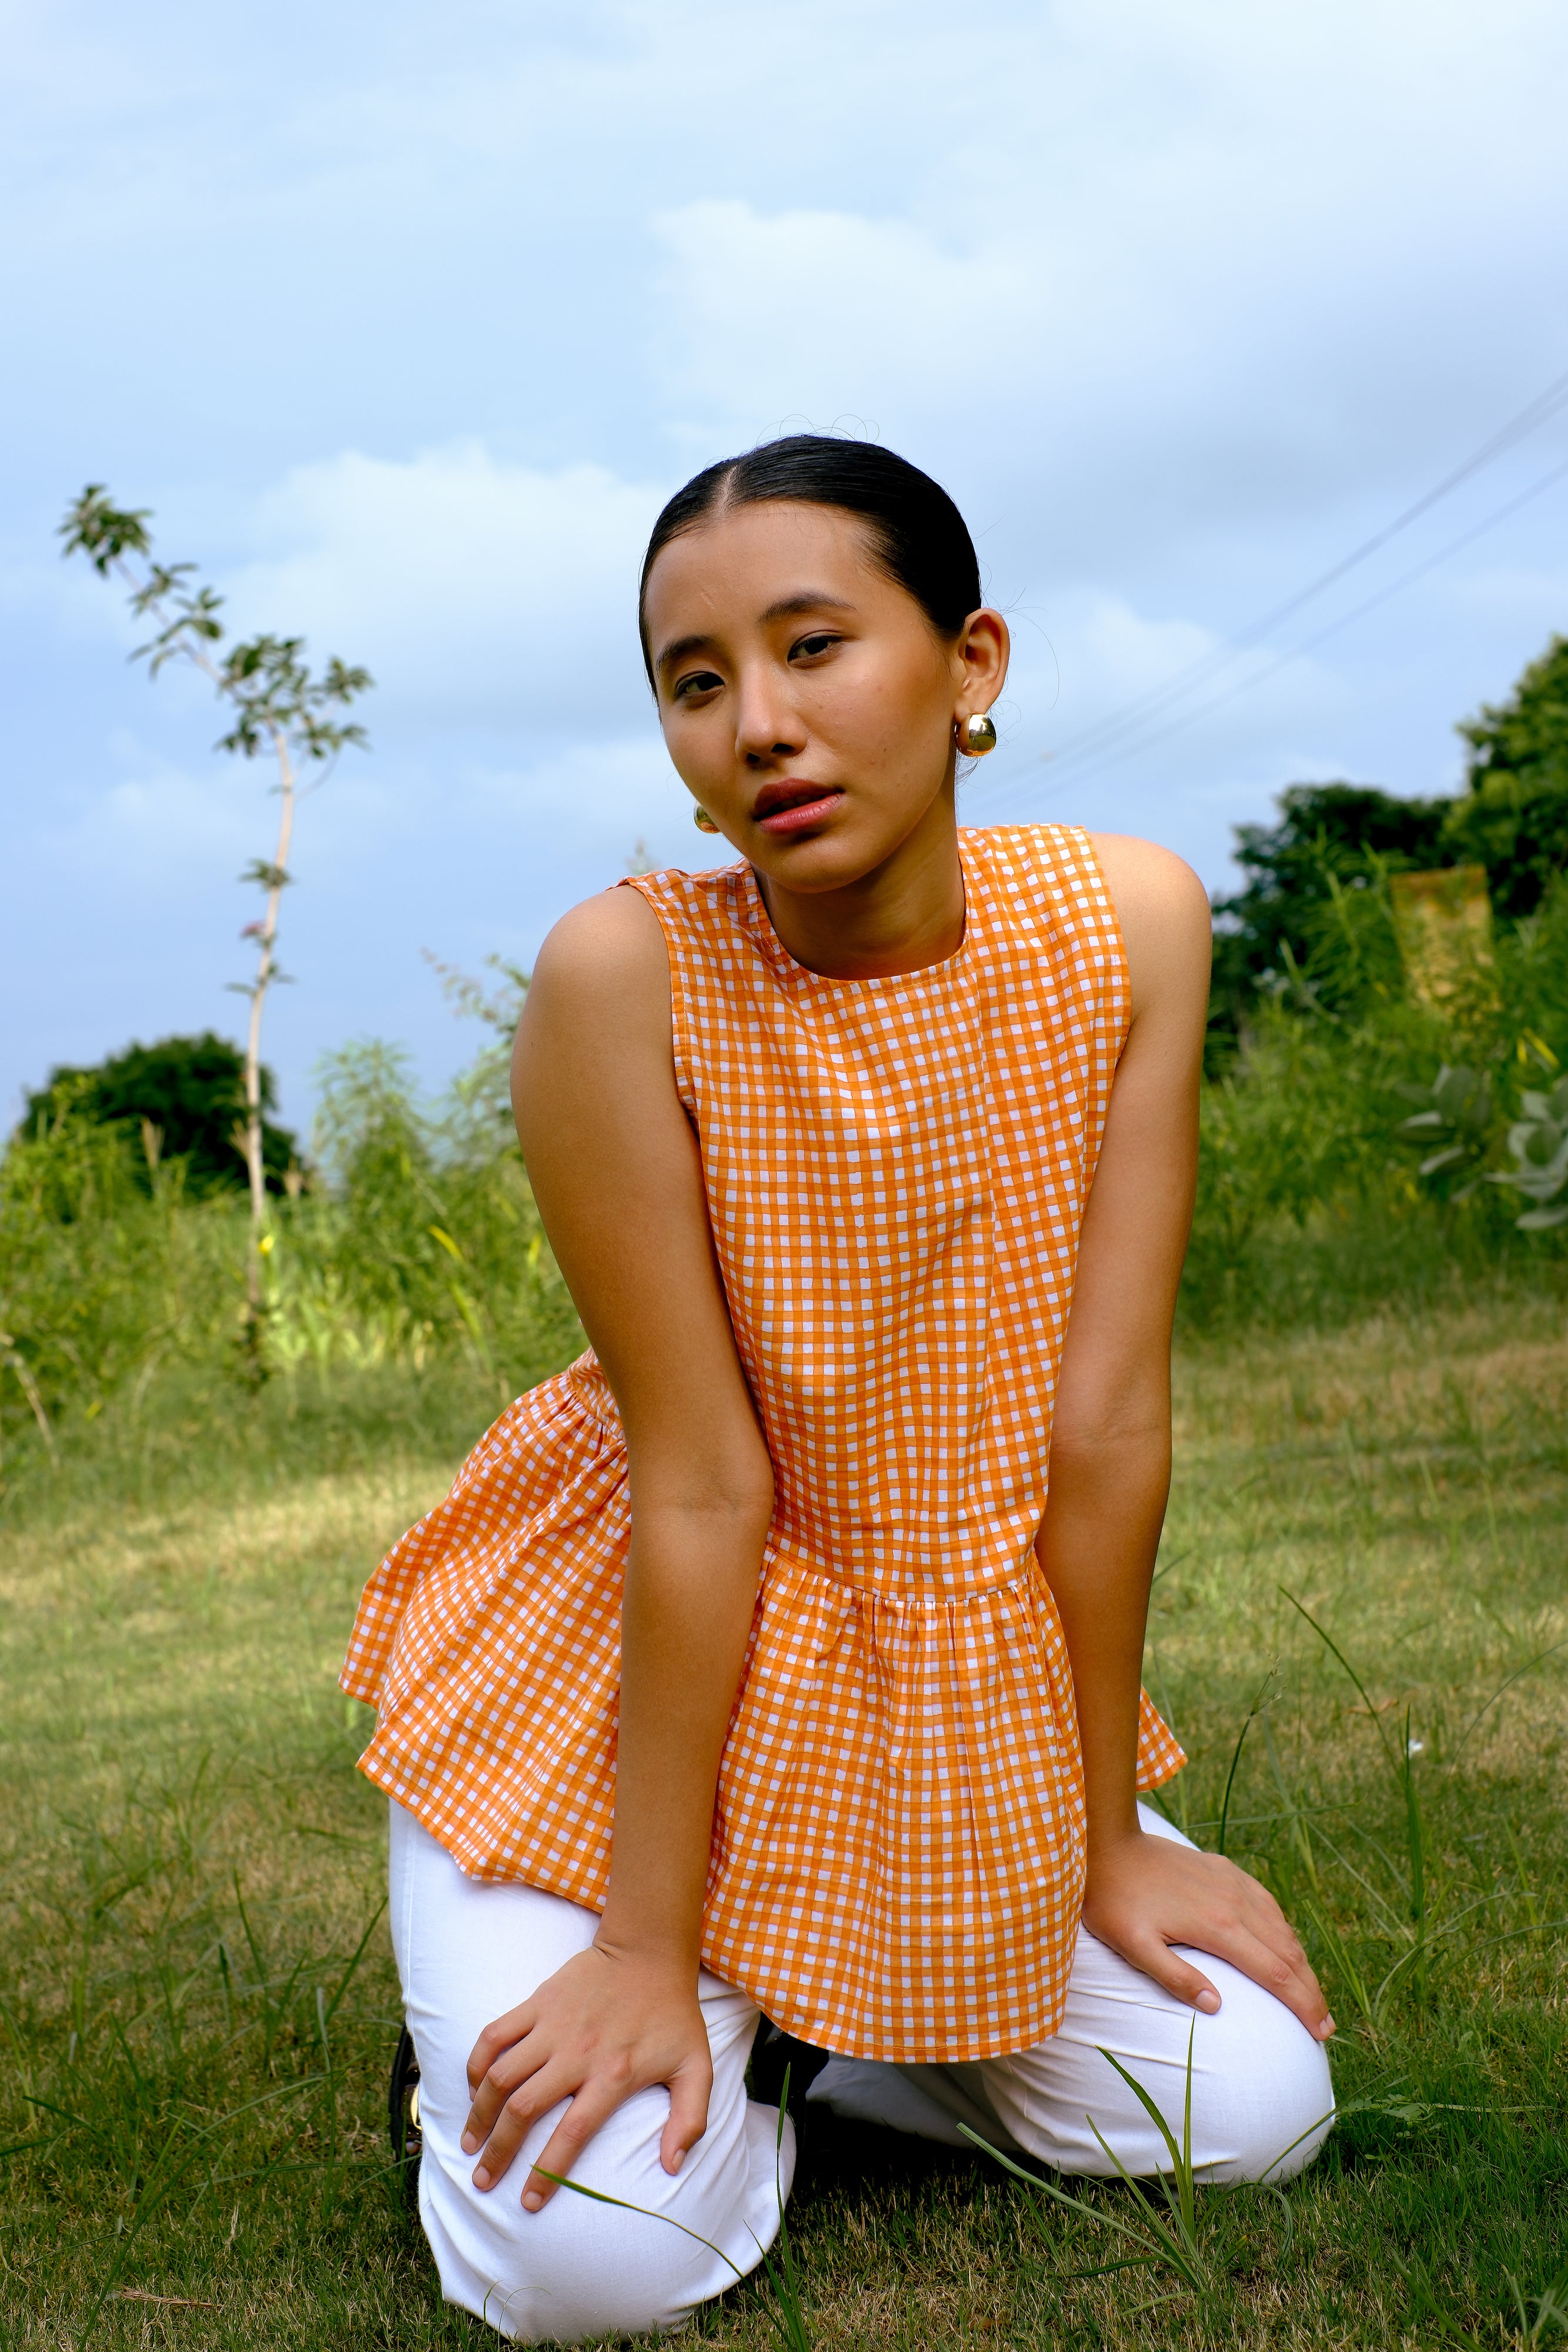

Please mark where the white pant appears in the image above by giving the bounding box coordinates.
[390,1802,1332,2345]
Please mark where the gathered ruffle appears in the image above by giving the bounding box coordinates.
[343,1358,1184,2063]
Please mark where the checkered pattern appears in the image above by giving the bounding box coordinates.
[342,826,1185,2062]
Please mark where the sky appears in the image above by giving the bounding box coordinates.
[4,0,1567,1138]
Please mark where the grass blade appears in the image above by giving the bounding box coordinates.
[1281,1591,1399,1773]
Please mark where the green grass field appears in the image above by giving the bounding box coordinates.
[2,1298,1566,2348]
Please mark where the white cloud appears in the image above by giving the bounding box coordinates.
[228,445,668,734]
[650,202,1035,435]
[39,745,258,891]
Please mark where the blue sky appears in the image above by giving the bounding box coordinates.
[5,0,1567,1137]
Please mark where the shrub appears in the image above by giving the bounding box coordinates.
[1182,870,1568,1329]
[0,1034,580,1472]
[22,1033,298,1197]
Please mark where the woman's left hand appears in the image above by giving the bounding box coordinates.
[1081,1825,1335,2040]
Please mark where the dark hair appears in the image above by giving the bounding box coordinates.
[637,433,981,687]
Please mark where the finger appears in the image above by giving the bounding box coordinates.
[472,2060,579,2190]
[1122,1935,1225,2014]
[1183,1923,1333,2039]
[1230,1882,1312,1970]
[659,2056,714,2176]
[1209,1894,1329,2021]
[462,2032,550,2150]
[466,2001,536,2097]
[524,2085,627,2211]
[1246,1920,1332,2028]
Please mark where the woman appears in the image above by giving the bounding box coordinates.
[342,436,1335,2343]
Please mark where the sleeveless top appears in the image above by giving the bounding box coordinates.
[340,824,1183,2062]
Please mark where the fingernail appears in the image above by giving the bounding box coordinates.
[460,2132,477,2154]
[670,2148,685,2172]
[1195,1990,1221,2014]
[522,2191,542,2213]
[473,2166,490,2190]
[1322,2015,1337,2037]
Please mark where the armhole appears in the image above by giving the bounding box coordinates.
[617,875,697,1116]
[1058,825,1134,1064]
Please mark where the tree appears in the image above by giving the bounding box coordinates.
[60,487,371,1357]
[1211,636,1568,1034]
[1443,634,1568,919]
[23,1034,297,1198]
[1209,782,1450,1028]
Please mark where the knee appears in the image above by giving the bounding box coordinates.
[415,2092,792,2344]
[1202,1972,1335,2184]
[988,1966,1335,2187]
[422,2163,719,2343]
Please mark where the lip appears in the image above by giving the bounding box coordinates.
[752,780,845,837]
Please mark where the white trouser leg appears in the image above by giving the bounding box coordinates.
[808,1805,1334,2186]
[389,1803,795,2345]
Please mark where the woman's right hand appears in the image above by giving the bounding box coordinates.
[462,1939,713,2210]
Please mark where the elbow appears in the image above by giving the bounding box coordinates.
[1048,1397,1170,1476]
[710,1458,776,1532]
[633,1446,775,1536]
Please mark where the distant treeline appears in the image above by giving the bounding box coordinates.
[1211,632,1568,1040]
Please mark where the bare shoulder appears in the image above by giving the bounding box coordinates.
[1084,833,1211,1023]
[529,885,668,1005]
[1086,832,1210,936]
[515,887,672,1085]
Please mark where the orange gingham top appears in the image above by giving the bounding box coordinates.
[342,823,1184,2062]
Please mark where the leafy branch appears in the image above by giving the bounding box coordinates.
[60,485,372,1372]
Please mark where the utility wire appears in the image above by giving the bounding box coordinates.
[1001,361,1568,783]
[988,453,1568,797]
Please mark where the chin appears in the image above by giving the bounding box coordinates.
[754,838,882,894]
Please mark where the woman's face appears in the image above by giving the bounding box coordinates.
[642,499,1008,896]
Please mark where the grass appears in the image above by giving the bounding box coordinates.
[2,1298,1566,2347]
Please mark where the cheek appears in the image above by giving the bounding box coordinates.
[659,710,724,786]
[814,659,950,767]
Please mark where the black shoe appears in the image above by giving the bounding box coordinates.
[389,2023,422,2199]
[749,2019,831,2112]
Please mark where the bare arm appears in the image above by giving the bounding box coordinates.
[461,887,773,2207]
[1039,834,1331,2040]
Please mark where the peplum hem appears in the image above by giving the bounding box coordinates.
[343,1359,1185,2064]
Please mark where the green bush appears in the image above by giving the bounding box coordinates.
[1210,636,1568,1041]
[0,1034,581,1484]
[24,1033,299,1196]
[1183,869,1568,1329]
[1449,633,1568,919]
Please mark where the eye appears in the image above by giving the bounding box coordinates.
[672,668,723,702]
[790,632,841,662]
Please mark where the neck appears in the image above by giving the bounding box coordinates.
[755,781,965,980]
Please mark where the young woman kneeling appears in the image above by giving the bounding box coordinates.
[342,435,1335,2344]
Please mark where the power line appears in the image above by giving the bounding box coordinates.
[991,452,1568,796]
[994,361,1568,786]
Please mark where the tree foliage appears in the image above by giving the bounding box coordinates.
[22,1034,297,1198]
[1210,634,1568,1043]
[1209,783,1449,1035]
[1446,633,1568,920]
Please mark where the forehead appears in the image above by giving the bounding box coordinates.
[643,499,886,626]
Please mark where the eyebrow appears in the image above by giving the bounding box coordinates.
[654,592,857,676]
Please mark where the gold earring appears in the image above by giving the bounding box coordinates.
[959,711,998,757]
[693,806,721,834]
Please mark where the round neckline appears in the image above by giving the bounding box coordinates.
[738,833,978,988]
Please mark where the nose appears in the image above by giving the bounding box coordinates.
[733,665,803,769]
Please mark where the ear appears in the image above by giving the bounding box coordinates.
[953,608,1009,722]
